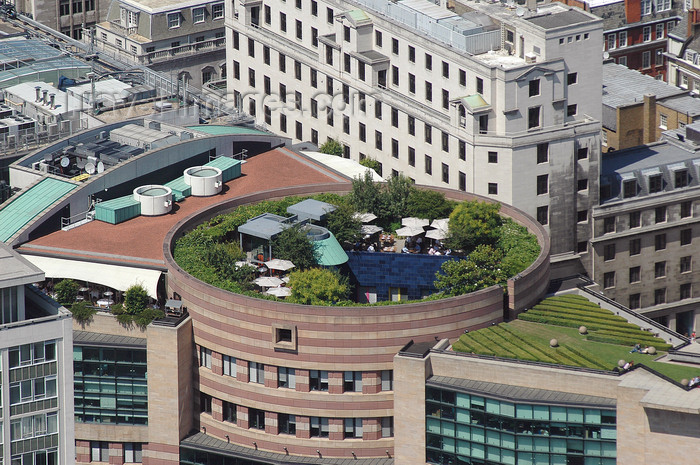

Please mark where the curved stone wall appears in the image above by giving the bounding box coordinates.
[163,183,550,458]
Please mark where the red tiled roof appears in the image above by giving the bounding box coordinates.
[20,148,347,266]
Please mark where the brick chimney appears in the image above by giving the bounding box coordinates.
[689,9,700,38]
[643,93,657,144]
[625,0,640,24]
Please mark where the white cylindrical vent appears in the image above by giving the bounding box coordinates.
[133,185,173,216]
[183,166,223,196]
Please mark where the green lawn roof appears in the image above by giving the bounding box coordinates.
[0,178,77,242]
[453,295,700,382]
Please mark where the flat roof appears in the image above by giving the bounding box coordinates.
[238,213,290,240]
[286,198,336,222]
[603,63,686,109]
[74,330,147,348]
[186,125,270,136]
[5,81,85,115]
[428,376,617,408]
[601,142,696,177]
[18,149,345,267]
[526,8,593,29]
[0,177,77,243]
[0,242,44,288]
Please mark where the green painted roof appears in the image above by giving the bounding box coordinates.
[97,195,140,209]
[0,178,77,242]
[186,125,269,136]
[461,94,490,111]
[347,9,370,21]
[165,177,192,201]
[314,232,349,266]
[205,156,242,171]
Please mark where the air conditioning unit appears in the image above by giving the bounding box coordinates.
[525,53,537,64]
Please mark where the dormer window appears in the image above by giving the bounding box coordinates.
[623,179,637,198]
[167,12,181,29]
[120,8,138,27]
[675,169,689,188]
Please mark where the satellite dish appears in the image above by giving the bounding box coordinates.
[97,161,105,173]
[603,51,610,60]
[60,156,70,168]
[516,6,525,16]
[85,162,95,174]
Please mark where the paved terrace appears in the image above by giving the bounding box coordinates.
[17,148,348,266]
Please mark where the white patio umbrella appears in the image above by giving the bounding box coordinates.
[396,225,425,237]
[266,287,292,297]
[402,217,430,228]
[360,224,383,235]
[254,276,284,288]
[264,259,296,271]
[426,218,449,240]
[353,212,378,223]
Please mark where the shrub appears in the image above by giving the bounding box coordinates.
[406,189,454,221]
[359,157,382,175]
[71,301,97,324]
[319,139,343,156]
[271,224,318,270]
[124,284,150,315]
[54,279,79,305]
[448,200,503,252]
[288,268,350,305]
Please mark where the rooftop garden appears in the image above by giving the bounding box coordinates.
[453,295,700,382]
[173,174,541,305]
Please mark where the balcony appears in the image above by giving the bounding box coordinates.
[108,20,138,36]
[138,37,226,64]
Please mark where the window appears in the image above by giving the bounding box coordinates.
[200,392,212,413]
[479,115,488,134]
[192,7,205,23]
[212,3,224,19]
[642,51,651,69]
[603,243,615,261]
[358,122,366,142]
[629,294,641,309]
[658,0,671,11]
[392,38,399,54]
[425,124,432,144]
[374,100,382,120]
[279,414,296,435]
[654,288,666,305]
[375,130,382,150]
[124,443,143,463]
[116,39,123,48]
[342,84,349,104]
[326,7,333,24]
[311,0,317,15]
[528,107,541,129]
[578,179,588,191]
[263,76,270,95]
[442,131,449,152]
[567,104,577,117]
[167,12,180,28]
[311,27,318,47]
[567,72,578,85]
[488,183,498,195]
[249,408,265,429]
[643,26,651,42]
[359,92,366,112]
[629,266,641,283]
[223,355,237,377]
[681,228,692,245]
[442,89,449,110]
[345,418,363,438]
[344,371,363,392]
[381,370,393,391]
[442,163,449,184]
[425,155,432,175]
[654,261,666,278]
[91,442,110,462]
[681,256,692,273]
[392,138,399,158]
[529,79,540,97]
[656,48,664,66]
[60,0,70,16]
[649,174,663,193]
[655,206,667,223]
[577,147,588,160]
[536,175,548,195]
[458,171,467,191]
[476,77,484,94]
[248,38,255,57]
[425,53,432,70]
[296,20,303,40]
[488,151,498,163]
[327,108,333,126]
[536,143,549,164]
[604,272,615,289]
[577,210,588,223]
[249,362,264,384]
[674,170,689,189]
[618,31,627,48]
[537,206,548,225]
[375,30,382,47]
[655,233,666,251]
[310,417,329,437]
[310,99,318,118]
[607,34,615,50]
[223,401,237,423]
[603,217,615,233]
[618,56,628,67]
[681,201,692,218]
[408,46,415,62]
[408,73,416,94]
[199,347,212,369]
[629,238,641,256]
[681,283,692,299]
[629,212,641,228]
[425,81,432,102]
[278,367,296,389]
[311,129,318,145]
[344,25,351,42]
[624,180,637,198]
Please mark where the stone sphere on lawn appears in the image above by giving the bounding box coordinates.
[579,326,588,335]
[618,359,626,367]
[550,338,558,348]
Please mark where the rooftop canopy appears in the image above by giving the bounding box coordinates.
[286,198,336,222]
[238,213,291,240]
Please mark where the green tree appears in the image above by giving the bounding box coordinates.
[434,245,507,296]
[287,267,350,305]
[382,174,416,222]
[124,284,150,315]
[359,157,382,176]
[407,189,454,221]
[349,170,383,216]
[326,202,362,244]
[205,241,246,277]
[271,224,318,270]
[319,139,343,156]
[448,200,503,252]
[70,301,97,324]
[54,279,79,305]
